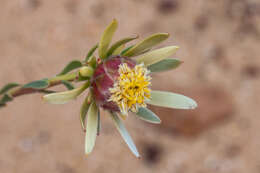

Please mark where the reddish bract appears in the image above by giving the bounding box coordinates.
[91,55,136,112]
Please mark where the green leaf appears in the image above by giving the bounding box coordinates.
[48,73,77,84]
[43,81,89,104]
[147,90,197,109]
[123,33,169,57]
[87,55,97,69]
[0,83,20,95]
[57,60,82,76]
[136,107,161,124]
[38,90,56,94]
[148,58,183,72]
[110,112,140,158]
[98,19,118,59]
[80,93,92,130]
[120,45,134,55]
[85,102,98,155]
[0,94,13,105]
[23,80,49,89]
[86,44,98,61]
[106,35,138,57]
[97,108,101,135]
[112,44,125,55]
[136,46,179,66]
[61,80,75,90]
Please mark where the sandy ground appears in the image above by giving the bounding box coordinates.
[0,0,260,172]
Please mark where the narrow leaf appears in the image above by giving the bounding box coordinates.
[61,80,75,90]
[87,55,97,69]
[136,107,161,124]
[136,46,179,66]
[106,35,138,56]
[110,112,140,157]
[123,33,169,57]
[23,80,49,89]
[112,44,125,55]
[147,90,197,109]
[97,108,101,135]
[57,60,82,76]
[38,90,55,94]
[148,58,183,73]
[86,44,98,61]
[80,93,92,130]
[85,102,98,155]
[0,94,13,105]
[43,81,89,104]
[121,45,134,55]
[98,19,118,59]
[0,83,20,95]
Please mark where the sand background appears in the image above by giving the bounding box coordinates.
[0,0,260,172]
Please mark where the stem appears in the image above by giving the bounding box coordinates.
[8,72,79,98]
[48,72,77,84]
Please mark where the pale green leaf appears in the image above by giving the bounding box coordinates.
[0,94,13,105]
[147,90,197,109]
[136,107,161,124]
[112,44,125,55]
[98,19,118,59]
[61,80,74,90]
[86,44,98,61]
[23,79,49,89]
[57,60,82,76]
[110,112,140,157]
[107,35,138,56]
[48,73,77,84]
[85,102,98,155]
[0,83,20,95]
[80,93,92,130]
[43,81,89,104]
[148,58,183,72]
[120,45,134,55]
[97,108,101,135]
[123,33,169,57]
[87,55,97,69]
[136,46,179,66]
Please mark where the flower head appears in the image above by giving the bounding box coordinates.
[109,62,151,114]
[42,19,197,158]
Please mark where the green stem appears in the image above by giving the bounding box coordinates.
[8,72,79,98]
[48,72,78,84]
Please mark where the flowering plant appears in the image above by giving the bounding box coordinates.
[0,19,197,157]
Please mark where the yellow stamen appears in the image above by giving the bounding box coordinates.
[109,63,151,115]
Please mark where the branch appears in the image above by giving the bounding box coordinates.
[0,72,79,107]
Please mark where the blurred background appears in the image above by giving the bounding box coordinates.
[0,0,260,172]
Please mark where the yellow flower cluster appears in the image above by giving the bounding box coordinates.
[109,63,151,115]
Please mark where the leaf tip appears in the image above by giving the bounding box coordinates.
[112,18,118,23]
[189,99,198,109]
[111,18,118,28]
[164,32,170,38]
[173,45,180,50]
